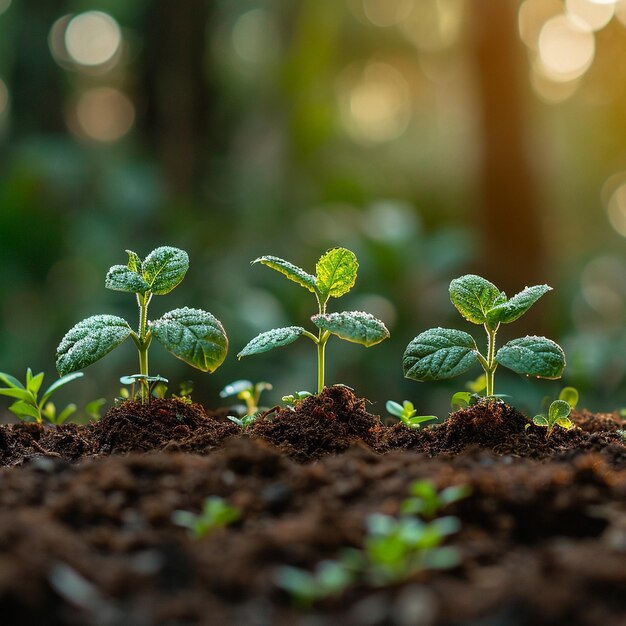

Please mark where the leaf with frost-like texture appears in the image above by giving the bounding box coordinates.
[403,327,479,381]
[237,326,305,358]
[495,336,565,379]
[487,284,551,326]
[141,246,189,295]
[315,248,358,300]
[449,275,505,325]
[548,399,571,423]
[150,307,228,372]
[126,250,141,272]
[56,315,132,376]
[253,256,317,293]
[105,265,150,294]
[311,311,389,347]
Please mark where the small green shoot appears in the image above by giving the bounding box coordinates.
[56,246,228,404]
[281,390,313,407]
[119,374,169,402]
[238,248,390,393]
[403,274,566,398]
[220,379,273,415]
[529,399,574,440]
[385,400,436,430]
[0,369,84,425]
[400,480,471,519]
[172,496,241,539]
[558,386,579,409]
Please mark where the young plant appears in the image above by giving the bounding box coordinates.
[220,379,273,415]
[385,400,436,430]
[403,274,566,398]
[0,369,84,425]
[530,399,574,439]
[171,496,241,539]
[281,390,313,407]
[400,480,471,519]
[237,248,390,393]
[56,246,228,404]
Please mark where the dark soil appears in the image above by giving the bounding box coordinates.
[0,387,625,625]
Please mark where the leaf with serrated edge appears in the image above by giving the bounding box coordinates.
[56,315,132,376]
[150,307,228,373]
[495,336,565,379]
[105,265,150,294]
[253,256,317,293]
[142,246,189,295]
[312,311,389,347]
[403,327,479,381]
[237,326,305,358]
[126,250,141,272]
[487,284,551,326]
[449,275,504,325]
[315,248,358,300]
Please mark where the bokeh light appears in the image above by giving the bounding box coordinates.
[362,0,414,27]
[518,0,563,50]
[0,0,11,17]
[72,88,134,142]
[398,0,464,52]
[607,182,626,236]
[565,0,615,30]
[232,9,279,64]
[64,11,122,68]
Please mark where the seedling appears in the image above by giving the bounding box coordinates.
[386,400,436,430]
[171,496,241,539]
[220,379,273,416]
[238,248,390,393]
[281,390,313,407]
[400,480,471,519]
[0,369,84,425]
[403,274,566,398]
[119,374,169,401]
[529,399,574,440]
[56,246,228,404]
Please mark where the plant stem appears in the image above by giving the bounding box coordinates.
[484,324,498,397]
[137,293,152,404]
[316,298,329,393]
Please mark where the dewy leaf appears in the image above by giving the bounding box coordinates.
[126,250,141,272]
[142,246,189,295]
[311,311,389,347]
[315,248,358,300]
[403,328,479,381]
[486,284,552,326]
[237,326,305,358]
[105,265,150,294]
[150,307,228,373]
[548,399,571,422]
[56,315,132,376]
[449,275,505,325]
[495,336,565,379]
[253,256,317,293]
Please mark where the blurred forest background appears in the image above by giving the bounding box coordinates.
[1,0,626,418]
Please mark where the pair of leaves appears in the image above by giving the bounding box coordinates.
[253,247,358,303]
[532,399,573,434]
[105,246,189,296]
[449,275,551,329]
[402,327,565,381]
[56,308,228,376]
[237,311,390,358]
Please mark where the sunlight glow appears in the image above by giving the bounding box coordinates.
[232,9,279,64]
[398,0,464,52]
[65,11,121,67]
[566,0,614,30]
[74,88,134,142]
[518,0,563,49]
[0,0,11,17]
[362,0,414,27]
[607,182,626,237]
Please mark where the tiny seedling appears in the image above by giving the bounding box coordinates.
[281,390,313,407]
[385,400,436,430]
[400,480,471,519]
[238,248,390,393]
[56,246,228,404]
[119,374,169,401]
[0,369,84,425]
[403,274,566,398]
[171,496,241,539]
[529,399,574,440]
[220,379,273,416]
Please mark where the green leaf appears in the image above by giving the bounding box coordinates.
[141,246,189,295]
[26,369,45,395]
[548,399,571,422]
[55,404,77,425]
[220,380,253,398]
[311,311,389,347]
[150,307,228,373]
[486,284,552,326]
[126,249,141,272]
[533,414,549,426]
[105,265,150,294]
[451,391,472,410]
[403,328,479,381]
[555,417,573,429]
[253,255,317,293]
[495,336,565,379]
[0,372,25,389]
[8,400,41,421]
[56,315,132,376]
[41,372,84,406]
[315,248,358,300]
[449,275,505,325]
[0,388,35,402]
[559,386,579,409]
[386,400,404,417]
[237,326,305,358]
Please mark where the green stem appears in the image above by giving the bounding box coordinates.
[316,298,329,394]
[484,324,498,397]
[137,293,152,404]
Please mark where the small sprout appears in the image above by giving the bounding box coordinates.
[119,374,169,402]
[617,429,626,443]
[529,399,574,440]
[174,380,194,401]
[238,248,390,393]
[385,400,436,430]
[56,247,228,404]
[227,413,259,429]
[282,390,313,407]
[0,369,84,425]
[220,379,273,416]
[559,386,579,409]
[403,274,566,398]
[172,496,241,539]
[400,480,471,519]
[84,397,106,421]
